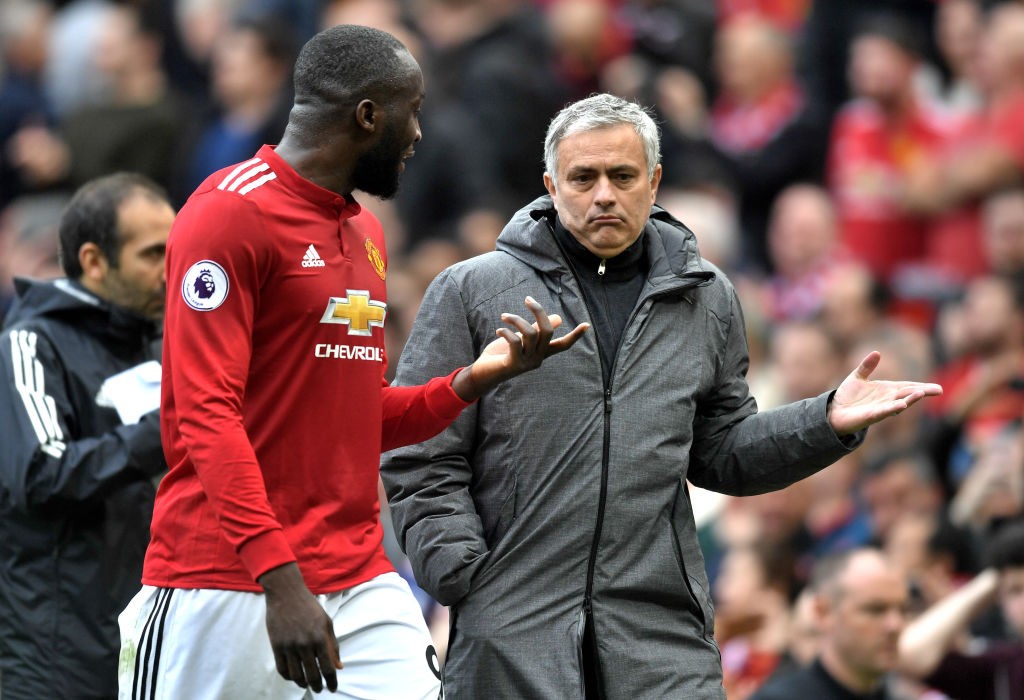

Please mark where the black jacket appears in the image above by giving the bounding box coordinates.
[752,659,895,700]
[0,278,166,699]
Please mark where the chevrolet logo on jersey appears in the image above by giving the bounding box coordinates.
[320,291,386,336]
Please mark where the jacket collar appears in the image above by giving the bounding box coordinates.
[5,277,158,350]
[496,195,715,293]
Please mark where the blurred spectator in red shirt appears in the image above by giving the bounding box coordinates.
[545,0,631,100]
[904,3,1024,216]
[826,15,955,285]
[716,0,810,33]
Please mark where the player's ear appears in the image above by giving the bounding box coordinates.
[355,99,377,134]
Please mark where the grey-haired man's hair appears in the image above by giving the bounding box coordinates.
[543,93,662,186]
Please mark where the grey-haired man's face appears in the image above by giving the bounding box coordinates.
[543,124,661,259]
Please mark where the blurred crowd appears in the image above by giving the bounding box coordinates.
[2,0,1024,698]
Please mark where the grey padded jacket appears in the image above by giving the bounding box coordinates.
[381,196,860,699]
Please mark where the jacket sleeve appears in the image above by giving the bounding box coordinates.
[380,271,489,606]
[0,327,166,509]
[687,287,861,496]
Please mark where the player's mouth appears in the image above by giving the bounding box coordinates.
[399,150,415,172]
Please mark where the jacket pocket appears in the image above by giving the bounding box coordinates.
[665,497,716,640]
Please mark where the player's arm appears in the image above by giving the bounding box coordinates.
[380,296,586,452]
[165,195,339,693]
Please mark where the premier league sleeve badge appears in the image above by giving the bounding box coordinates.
[182,260,230,311]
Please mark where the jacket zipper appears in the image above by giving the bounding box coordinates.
[547,220,713,695]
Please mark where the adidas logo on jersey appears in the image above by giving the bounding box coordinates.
[302,244,326,268]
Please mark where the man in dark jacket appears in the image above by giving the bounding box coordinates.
[752,548,909,700]
[381,93,943,698]
[0,172,172,699]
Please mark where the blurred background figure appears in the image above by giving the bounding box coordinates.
[409,0,567,218]
[0,0,54,209]
[903,3,1024,221]
[706,13,826,273]
[798,0,938,122]
[0,192,64,318]
[918,0,983,116]
[826,14,967,289]
[44,0,117,117]
[752,548,908,699]
[899,519,1024,700]
[174,15,296,203]
[927,272,1024,488]
[762,183,845,322]
[715,541,799,700]
[982,186,1024,276]
[9,2,187,197]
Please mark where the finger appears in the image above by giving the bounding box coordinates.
[302,650,324,694]
[495,327,524,358]
[854,351,881,380]
[524,296,554,335]
[500,313,541,354]
[497,312,564,335]
[893,384,943,403]
[899,390,930,409]
[319,625,341,693]
[545,323,591,355]
[519,297,553,354]
[272,649,291,682]
[285,652,307,689]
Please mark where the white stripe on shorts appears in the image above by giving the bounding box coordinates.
[132,587,174,700]
[118,572,440,700]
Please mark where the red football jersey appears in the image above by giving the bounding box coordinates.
[144,145,470,593]
[827,99,952,281]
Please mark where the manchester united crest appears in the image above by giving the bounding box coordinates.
[365,238,386,281]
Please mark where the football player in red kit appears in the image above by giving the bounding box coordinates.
[117,24,587,700]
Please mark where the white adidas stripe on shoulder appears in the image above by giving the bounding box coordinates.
[217,157,261,190]
[225,163,269,192]
[238,172,277,195]
[217,158,278,196]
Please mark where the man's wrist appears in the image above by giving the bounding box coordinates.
[452,364,488,403]
[258,562,306,599]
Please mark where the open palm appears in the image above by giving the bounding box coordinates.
[829,352,943,436]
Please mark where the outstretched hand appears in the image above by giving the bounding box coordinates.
[828,351,943,436]
[451,296,590,402]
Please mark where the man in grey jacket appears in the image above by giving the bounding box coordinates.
[380,93,942,699]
